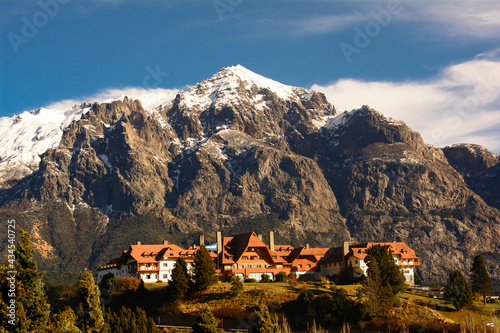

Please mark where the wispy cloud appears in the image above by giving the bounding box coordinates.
[43,87,179,111]
[275,13,369,36]
[311,50,500,153]
[397,2,500,40]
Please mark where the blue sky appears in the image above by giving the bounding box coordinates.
[1,0,500,152]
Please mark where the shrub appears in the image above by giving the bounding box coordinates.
[230,276,244,296]
[245,278,257,283]
[115,277,141,293]
[260,274,271,283]
[192,306,217,333]
[275,272,288,282]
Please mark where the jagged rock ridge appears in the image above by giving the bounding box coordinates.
[0,65,499,287]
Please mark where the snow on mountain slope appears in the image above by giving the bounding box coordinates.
[0,65,332,190]
[180,65,310,111]
[0,89,180,189]
[0,106,87,188]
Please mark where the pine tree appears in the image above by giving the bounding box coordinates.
[169,257,189,300]
[48,307,82,333]
[192,245,217,292]
[104,306,160,333]
[470,254,491,305]
[251,304,278,333]
[365,244,406,296]
[445,269,473,311]
[192,306,218,333]
[0,227,50,331]
[230,276,243,296]
[75,270,107,332]
[362,258,392,317]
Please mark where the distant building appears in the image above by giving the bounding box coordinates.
[97,233,420,286]
[317,241,420,285]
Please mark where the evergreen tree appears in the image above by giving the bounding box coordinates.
[104,306,160,333]
[0,227,50,331]
[362,258,392,317]
[364,245,406,295]
[470,254,491,305]
[230,275,243,296]
[48,307,82,333]
[192,306,218,333]
[192,245,217,292]
[169,257,189,300]
[75,270,107,332]
[445,269,473,311]
[251,304,278,333]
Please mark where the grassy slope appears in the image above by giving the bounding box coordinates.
[139,282,500,330]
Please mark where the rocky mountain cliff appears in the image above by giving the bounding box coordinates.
[0,65,499,288]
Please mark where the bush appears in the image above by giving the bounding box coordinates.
[260,274,271,283]
[296,289,315,313]
[244,278,257,283]
[193,306,218,333]
[275,272,288,282]
[115,277,141,293]
[230,276,244,296]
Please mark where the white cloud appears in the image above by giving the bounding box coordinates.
[311,51,500,153]
[401,2,500,40]
[43,87,180,111]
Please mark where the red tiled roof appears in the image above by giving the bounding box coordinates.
[319,242,420,265]
[220,232,293,266]
[288,247,329,263]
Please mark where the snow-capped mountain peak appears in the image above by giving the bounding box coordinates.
[178,64,308,112]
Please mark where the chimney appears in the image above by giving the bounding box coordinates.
[216,231,222,255]
[163,240,168,245]
[137,241,141,245]
[342,241,349,265]
[269,231,275,252]
[199,234,205,247]
[258,234,263,241]
[305,243,310,250]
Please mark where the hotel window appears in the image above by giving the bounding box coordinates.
[163,263,168,267]
[146,274,151,279]
[163,274,168,279]
[243,257,248,260]
[355,260,358,264]
[307,264,311,268]
[298,265,302,268]
[272,256,277,259]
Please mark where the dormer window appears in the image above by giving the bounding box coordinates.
[243,256,248,260]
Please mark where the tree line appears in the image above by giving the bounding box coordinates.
[0,228,161,332]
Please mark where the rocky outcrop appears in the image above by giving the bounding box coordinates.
[0,66,499,287]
